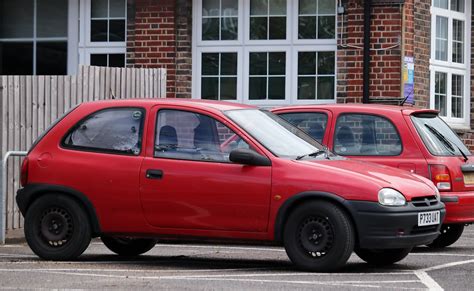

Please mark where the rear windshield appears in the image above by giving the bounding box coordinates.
[411,114,471,156]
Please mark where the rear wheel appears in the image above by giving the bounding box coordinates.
[24,194,91,260]
[101,236,157,256]
[355,248,412,266]
[427,224,464,248]
[283,201,354,272]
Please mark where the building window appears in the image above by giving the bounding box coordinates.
[430,0,470,126]
[79,0,127,67]
[193,0,337,105]
[0,0,68,75]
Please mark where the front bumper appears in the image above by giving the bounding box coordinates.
[441,191,474,224]
[345,200,446,249]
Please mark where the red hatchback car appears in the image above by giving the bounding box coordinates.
[273,104,473,248]
[17,100,445,271]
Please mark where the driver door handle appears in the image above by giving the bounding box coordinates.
[146,169,163,180]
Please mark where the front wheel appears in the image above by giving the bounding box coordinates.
[427,224,464,248]
[24,194,92,260]
[101,236,157,256]
[355,248,412,266]
[283,201,355,272]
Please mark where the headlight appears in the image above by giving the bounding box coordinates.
[434,188,440,201]
[378,188,406,206]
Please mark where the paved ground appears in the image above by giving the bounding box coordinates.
[0,228,473,290]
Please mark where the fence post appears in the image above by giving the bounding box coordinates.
[1,151,27,244]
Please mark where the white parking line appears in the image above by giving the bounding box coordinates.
[421,259,474,272]
[414,271,443,291]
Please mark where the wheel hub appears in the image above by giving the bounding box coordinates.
[298,216,334,257]
[39,207,73,247]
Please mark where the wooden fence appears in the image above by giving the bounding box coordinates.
[0,66,167,233]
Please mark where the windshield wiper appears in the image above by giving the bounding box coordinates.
[425,124,468,162]
[296,147,330,160]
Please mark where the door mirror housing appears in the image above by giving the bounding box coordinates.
[229,148,271,166]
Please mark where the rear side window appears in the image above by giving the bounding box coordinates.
[278,112,328,143]
[334,114,402,156]
[63,108,145,155]
[155,109,251,163]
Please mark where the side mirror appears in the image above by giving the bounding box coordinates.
[229,148,271,166]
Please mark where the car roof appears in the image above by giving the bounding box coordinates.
[78,98,256,113]
[273,103,439,116]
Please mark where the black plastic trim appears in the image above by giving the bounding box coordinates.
[441,196,459,203]
[16,184,101,235]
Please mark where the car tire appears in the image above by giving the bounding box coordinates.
[24,194,91,260]
[427,224,464,248]
[355,247,412,266]
[101,237,157,256]
[283,201,354,272]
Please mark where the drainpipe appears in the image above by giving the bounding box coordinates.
[362,0,372,104]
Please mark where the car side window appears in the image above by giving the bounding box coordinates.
[155,109,251,162]
[63,108,144,155]
[278,112,328,143]
[334,114,402,156]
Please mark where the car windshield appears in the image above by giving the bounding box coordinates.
[226,109,323,158]
[411,114,471,157]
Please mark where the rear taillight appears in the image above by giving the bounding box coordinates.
[429,164,451,191]
[20,157,29,187]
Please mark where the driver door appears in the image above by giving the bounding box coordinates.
[139,107,272,232]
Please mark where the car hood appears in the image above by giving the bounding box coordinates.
[293,158,436,201]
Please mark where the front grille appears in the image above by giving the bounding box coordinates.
[411,225,439,235]
[411,196,438,207]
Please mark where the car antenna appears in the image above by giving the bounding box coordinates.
[110,88,116,100]
[400,88,414,106]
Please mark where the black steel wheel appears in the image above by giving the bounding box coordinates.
[283,201,354,272]
[101,236,157,256]
[24,194,91,260]
[427,224,464,248]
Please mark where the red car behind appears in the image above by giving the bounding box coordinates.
[273,104,473,247]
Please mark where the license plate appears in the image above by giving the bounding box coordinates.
[418,211,440,226]
[463,172,474,184]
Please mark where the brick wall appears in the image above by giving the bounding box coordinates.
[175,0,192,98]
[412,0,431,108]
[127,0,177,98]
[337,0,404,104]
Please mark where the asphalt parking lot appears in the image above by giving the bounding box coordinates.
[0,228,473,290]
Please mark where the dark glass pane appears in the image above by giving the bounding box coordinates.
[0,0,34,38]
[0,42,33,75]
[251,0,268,15]
[298,77,316,99]
[298,52,316,75]
[318,0,335,14]
[268,77,285,99]
[202,17,219,40]
[222,0,238,16]
[269,17,286,39]
[91,0,108,18]
[202,77,219,100]
[37,42,67,75]
[202,53,219,75]
[110,0,126,18]
[220,77,237,100]
[299,0,316,14]
[90,54,108,66]
[298,16,316,39]
[221,53,237,75]
[221,17,238,40]
[269,52,285,75]
[109,20,125,41]
[249,52,267,75]
[250,17,268,40]
[317,76,334,99]
[91,20,108,41]
[203,0,220,17]
[270,0,286,15]
[249,77,267,100]
[317,51,335,74]
[318,16,335,39]
[109,54,125,67]
[37,0,68,37]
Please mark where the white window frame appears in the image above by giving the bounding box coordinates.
[192,0,338,106]
[430,0,471,128]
